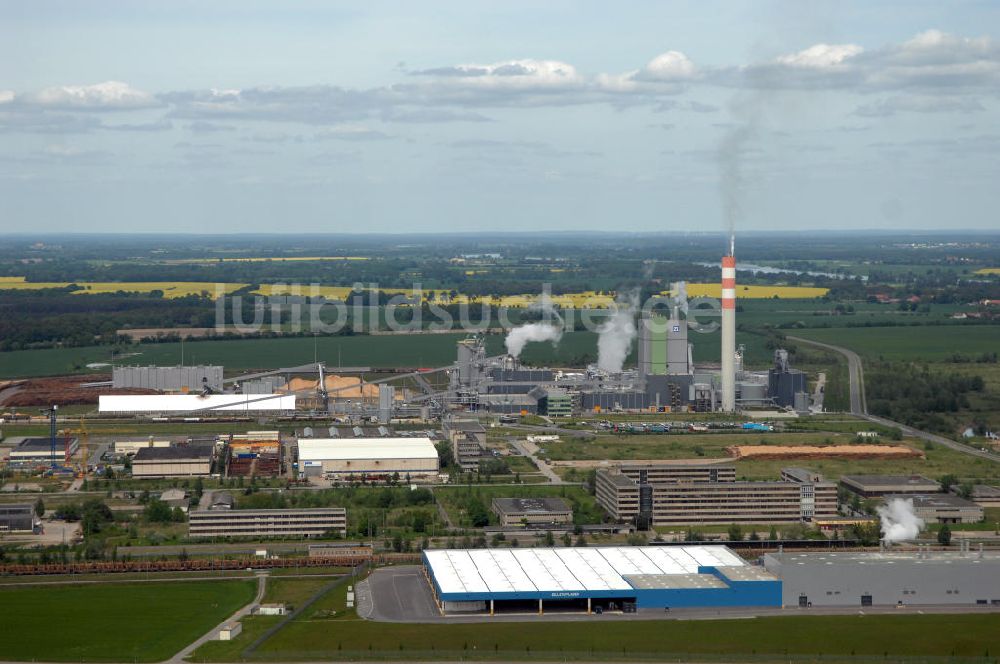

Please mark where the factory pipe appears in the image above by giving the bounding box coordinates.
[721,238,736,412]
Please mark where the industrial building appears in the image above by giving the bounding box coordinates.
[113,365,224,392]
[840,474,940,498]
[763,548,1000,607]
[297,437,439,479]
[226,431,281,478]
[423,545,781,615]
[0,503,36,533]
[114,439,172,455]
[442,418,487,471]
[131,445,215,478]
[99,394,296,413]
[492,497,573,527]
[967,485,1000,508]
[595,463,837,526]
[188,507,347,538]
[8,437,79,461]
[898,494,984,524]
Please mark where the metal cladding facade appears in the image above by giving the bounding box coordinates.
[423,545,781,610]
[721,253,737,412]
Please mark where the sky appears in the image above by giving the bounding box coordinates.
[1,1,999,234]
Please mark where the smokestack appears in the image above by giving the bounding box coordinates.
[721,237,736,412]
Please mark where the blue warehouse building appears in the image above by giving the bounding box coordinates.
[422,545,780,615]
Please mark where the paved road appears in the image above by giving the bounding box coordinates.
[166,571,268,664]
[509,438,563,484]
[789,335,999,464]
[788,335,866,415]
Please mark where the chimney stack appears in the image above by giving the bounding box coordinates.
[720,237,736,412]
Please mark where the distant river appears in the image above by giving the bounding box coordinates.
[695,261,866,281]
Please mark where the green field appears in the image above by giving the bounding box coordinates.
[540,431,1000,483]
[793,325,999,361]
[0,300,851,378]
[0,579,256,662]
[254,609,1000,661]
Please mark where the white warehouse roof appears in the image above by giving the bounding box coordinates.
[99,394,296,413]
[424,545,745,595]
[297,437,438,462]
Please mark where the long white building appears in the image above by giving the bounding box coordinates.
[99,394,296,414]
[297,437,439,478]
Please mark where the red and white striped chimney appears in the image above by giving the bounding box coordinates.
[721,241,736,411]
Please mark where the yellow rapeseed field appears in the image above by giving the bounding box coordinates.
[669,283,829,299]
[0,277,248,298]
[0,276,827,303]
[975,268,1000,275]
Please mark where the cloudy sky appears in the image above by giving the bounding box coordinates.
[2,1,999,234]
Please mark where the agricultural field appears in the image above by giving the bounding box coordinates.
[792,325,999,361]
[0,326,782,379]
[540,430,1000,484]
[0,277,247,298]
[679,283,829,299]
[975,268,1000,275]
[0,579,256,662]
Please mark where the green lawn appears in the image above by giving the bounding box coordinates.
[254,612,1000,661]
[0,579,256,662]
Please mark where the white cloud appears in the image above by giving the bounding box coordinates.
[30,81,160,110]
[0,91,14,105]
[642,51,698,79]
[776,43,864,68]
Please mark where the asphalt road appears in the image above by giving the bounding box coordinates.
[788,335,867,415]
[509,438,564,484]
[789,335,999,464]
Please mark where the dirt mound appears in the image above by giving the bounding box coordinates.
[726,444,923,460]
[0,374,158,408]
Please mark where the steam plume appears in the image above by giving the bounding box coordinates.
[505,323,562,358]
[596,294,638,373]
[877,497,924,543]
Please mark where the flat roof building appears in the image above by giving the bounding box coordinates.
[0,503,35,533]
[892,494,984,524]
[443,419,487,472]
[189,507,347,539]
[596,464,837,526]
[966,485,1000,508]
[132,445,214,478]
[9,437,79,461]
[492,497,573,527]
[99,393,296,414]
[298,438,439,479]
[764,550,1000,607]
[423,545,780,614]
[841,474,939,498]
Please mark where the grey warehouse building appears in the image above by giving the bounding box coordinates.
[132,445,214,478]
[840,474,940,498]
[492,497,573,527]
[0,504,35,533]
[113,365,224,392]
[764,549,1000,607]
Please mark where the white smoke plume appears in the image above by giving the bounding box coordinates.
[877,497,925,543]
[505,323,562,358]
[596,294,638,373]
